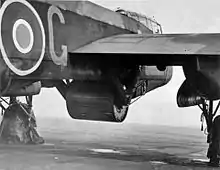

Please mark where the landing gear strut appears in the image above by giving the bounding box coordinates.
[0,96,44,144]
[199,100,220,167]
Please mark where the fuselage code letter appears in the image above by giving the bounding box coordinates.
[48,5,67,66]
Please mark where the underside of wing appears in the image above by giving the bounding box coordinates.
[73,33,220,65]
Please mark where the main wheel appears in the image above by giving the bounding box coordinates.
[113,105,128,122]
[207,115,220,167]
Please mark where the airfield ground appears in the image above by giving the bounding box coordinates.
[0,117,217,170]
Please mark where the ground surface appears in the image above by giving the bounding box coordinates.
[0,117,217,170]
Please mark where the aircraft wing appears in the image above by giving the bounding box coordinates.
[73,33,220,65]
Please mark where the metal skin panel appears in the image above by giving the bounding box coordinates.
[3,0,151,80]
[1,0,220,101]
[36,0,153,34]
[74,33,220,55]
[0,0,154,98]
[139,66,173,81]
[0,0,46,76]
[182,57,220,100]
[73,33,220,100]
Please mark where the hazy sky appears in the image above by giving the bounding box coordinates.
[33,0,220,128]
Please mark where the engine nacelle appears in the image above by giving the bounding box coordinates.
[133,66,173,98]
[177,80,203,107]
[182,56,220,100]
[139,66,173,81]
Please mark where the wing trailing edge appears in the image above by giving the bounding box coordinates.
[73,33,220,65]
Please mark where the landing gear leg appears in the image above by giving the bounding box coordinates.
[0,96,44,144]
[25,95,44,144]
[110,68,140,122]
[199,100,220,167]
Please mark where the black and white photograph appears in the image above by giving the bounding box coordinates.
[0,0,219,169]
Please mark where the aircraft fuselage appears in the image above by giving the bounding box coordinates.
[0,0,173,122]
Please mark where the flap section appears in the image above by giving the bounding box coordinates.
[74,33,220,55]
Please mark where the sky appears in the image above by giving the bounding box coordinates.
[33,0,220,128]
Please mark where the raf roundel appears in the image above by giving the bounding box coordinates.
[0,0,45,76]
[12,19,34,54]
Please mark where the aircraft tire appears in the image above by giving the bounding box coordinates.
[113,105,128,122]
[207,115,220,167]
